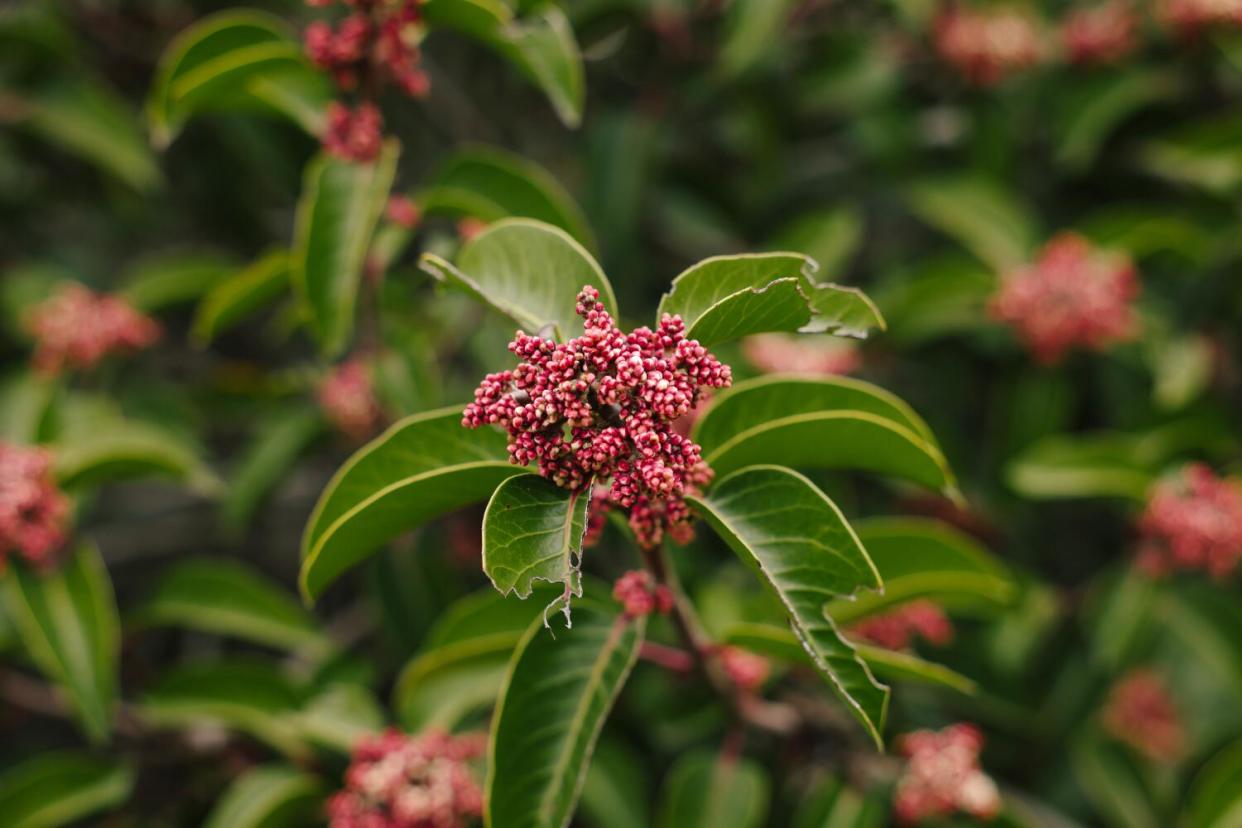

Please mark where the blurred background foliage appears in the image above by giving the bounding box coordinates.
[3,0,1242,825]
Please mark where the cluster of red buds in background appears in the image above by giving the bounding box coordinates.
[0,443,69,571]
[1135,463,1242,580]
[933,0,1239,82]
[327,728,486,828]
[933,4,1047,85]
[849,600,954,651]
[25,283,160,375]
[717,645,770,692]
[893,723,1001,824]
[304,0,429,161]
[1159,0,1242,37]
[741,333,860,377]
[318,360,384,441]
[612,569,673,619]
[1101,668,1185,762]
[464,286,731,549]
[989,232,1139,364]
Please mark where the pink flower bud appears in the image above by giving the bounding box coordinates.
[893,724,1000,823]
[318,360,384,441]
[850,600,954,651]
[1101,669,1184,762]
[0,443,70,571]
[25,283,160,375]
[1135,464,1242,580]
[934,5,1047,86]
[1062,1,1139,65]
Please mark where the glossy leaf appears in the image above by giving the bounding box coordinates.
[905,176,1036,271]
[139,659,309,760]
[1186,739,1242,828]
[767,208,863,278]
[487,602,645,828]
[722,622,975,694]
[293,141,400,356]
[718,0,795,77]
[22,79,161,192]
[656,751,770,828]
[133,558,328,655]
[2,544,119,743]
[423,1,584,127]
[0,752,133,828]
[824,517,1015,623]
[147,10,310,147]
[872,254,994,346]
[693,378,954,494]
[419,146,595,246]
[1159,583,1242,701]
[657,253,883,348]
[191,250,291,345]
[297,684,385,754]
[689,466,888,747]
[421,219,615,341]
[222,407,324,531]
[119,252,233,313]
[203,764,324,828]
[0,371,57,444]
[579,740,651,828]
[483,474,589,602]
[1139,115,1242,196]
[300,406,521,601]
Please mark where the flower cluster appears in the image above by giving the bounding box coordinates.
[850,601,954,651]
[304,0,428,161]
[1101,669,1184,762]
[893,724,1001,824]
[464,286,731,548]
[25,283,160,375]
[1135,464,1242,580]
[612,570,673,619]
[741,334,860,377]
[318,360,384,441]
[989,232,1139,364]
[1062,1,1139,65]
[933,5,1046,85]
[1159,0,1242,36]
[0,443,69,571]
[718,646,770,692]
[385,195,423,230]
[327,728,485,828]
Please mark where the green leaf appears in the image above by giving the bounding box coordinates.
[139,659,309,760]
[688,466,888,747]
[192,250,291,345]
[1139,115,1242,196]
[203,764,324,828]
[905,176,1036,271]
[1054,68,1179,171]
[656,751,770,828]
[132,558,328,655]
[718,0,795,77]
[0,752,133,828]
[118,252,234,313]
[657,253,883,348]
[693,375,954,494]
[793,778,886,828]
[1149,333,1213,410]
[243,67,333,135]
[419,146,595,247]
[297,684,385,754]
[1084,565,1156,671]
[0,371,57,444]
[419,218,616,340]
[579,739,651,828]
[1158,582,1242,701]
[851,644,976,694]
[52,415,218,495]
[300,406,522,601]
[1187,739,1242,828]
[21,79,161,192]
[483,474,589,605]
[1006,434,1156,501]
[293,141,400,357]
[222,407,323,532]
[1072,735,1158,828]
[2,544,119,743]
[147,10,311,148]
[394,589,545,730]
[722,622,975,694]
[487,602,645,828]
[423,1,584,127]
[872,254,995,346]
[824,517,1015,623]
